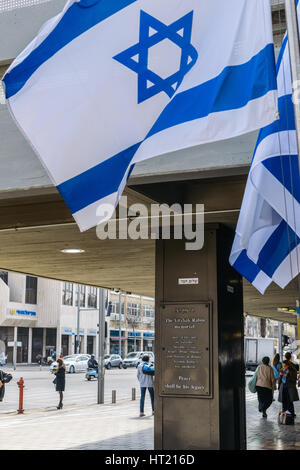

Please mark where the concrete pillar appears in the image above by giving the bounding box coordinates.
[154,225,245,450]
[140,334,144,351]
[28,327,32,364]
[56,327,61,358]
[71,334,75,355]
[124,334,128,356]
[42,328,46,358]
[83,333,87,354]
[13,326,17,368]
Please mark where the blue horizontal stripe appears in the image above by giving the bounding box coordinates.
[57,143,141,214]
[147,43,276,139]
[262,154,300,204]
[3,0,137,99]
[257,220,300,278]
[232,250,261,284]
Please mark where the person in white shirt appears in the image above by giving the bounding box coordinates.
[137,355,154,417]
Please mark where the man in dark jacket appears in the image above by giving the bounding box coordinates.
[88,355,98,370]
[0,370,12,402]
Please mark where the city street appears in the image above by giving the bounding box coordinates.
[0,365,142,413]
[1,369,300,450]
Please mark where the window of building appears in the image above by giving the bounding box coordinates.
[0,271,8,285]
[128,302,140,316]
[143,305,155,317]
[62,282,73,306]
[87,286,97,308]
[75,284,86,307]
[110,300,125,314]
[25,276,38,304]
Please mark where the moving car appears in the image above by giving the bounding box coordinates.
[50,354,91,373]
[122,351,154,368]
[104,354,123,369]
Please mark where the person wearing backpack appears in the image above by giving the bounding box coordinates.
[0,369,13,402]
[137,354,154,417]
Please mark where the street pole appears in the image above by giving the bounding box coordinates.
[13,327,17,371]
[285,0,300,355]
[278,321,283,360]
[97,288,105,404]
[76,284,80,354]
[285,0,300,173]
[119,292,122,358]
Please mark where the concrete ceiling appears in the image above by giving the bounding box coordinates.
[0,178,298,324]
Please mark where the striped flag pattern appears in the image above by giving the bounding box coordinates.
[230,20,300,294]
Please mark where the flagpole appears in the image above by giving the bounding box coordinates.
[285,0,300,356]
[285,0,300,174]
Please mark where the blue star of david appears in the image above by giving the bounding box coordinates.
[113,10,198,104]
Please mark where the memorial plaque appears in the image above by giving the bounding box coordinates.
[160,302,211,397]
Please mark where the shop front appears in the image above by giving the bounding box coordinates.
[110,330,126,356]
[127,332,142,352]
[143,332,154,352]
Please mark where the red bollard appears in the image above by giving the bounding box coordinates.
[17,377,24,414]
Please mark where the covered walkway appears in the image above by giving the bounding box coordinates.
[246,384,300,450]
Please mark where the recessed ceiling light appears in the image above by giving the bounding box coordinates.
[60,249,85,254]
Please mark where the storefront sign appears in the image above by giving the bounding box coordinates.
[160,302,211,398]
[9,308,37,317]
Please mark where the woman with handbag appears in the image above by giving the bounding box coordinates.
[53,358,65,409]
[255,356,276,418]
[278,360,299,418]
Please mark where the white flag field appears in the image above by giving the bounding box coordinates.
[3,0,277,231]
[230,7,300,294]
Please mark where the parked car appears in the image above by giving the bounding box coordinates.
[50,354,91,374]
[122,351,154,368]
[104,354,123,369]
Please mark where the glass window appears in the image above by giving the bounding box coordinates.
[62,282,73,306]
[88,286,97,308]
[110,300,125,314]
[143,305,155,317]
[128,302,140,316]
[0,271,8,285]
[75,285,86,307]
[25,276,38,304]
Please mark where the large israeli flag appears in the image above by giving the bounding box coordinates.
[2,0,277,231]
[230,18,300,294]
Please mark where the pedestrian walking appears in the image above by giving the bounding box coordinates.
[53,358,65,409]
[255,356,276,418]
[0,369,12,402]
[137,355,154,417]
[278,360,299,418]
[271,353,282,380]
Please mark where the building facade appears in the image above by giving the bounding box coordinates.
[0,271,154,364]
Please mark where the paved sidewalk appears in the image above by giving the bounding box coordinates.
[1,388,300,450]
[0,399,154,450]
[247,390,300,450]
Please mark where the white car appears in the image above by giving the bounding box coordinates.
[50,354,91,374]
[122,351,154,368]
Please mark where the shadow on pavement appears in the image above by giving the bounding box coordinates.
[68,427,154,450]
